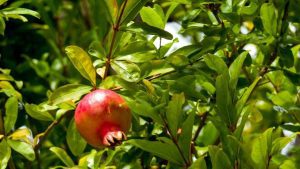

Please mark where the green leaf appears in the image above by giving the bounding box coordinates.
[229,51,248,93]
[203,54,228,75]
[111,60,141,82]
[271,135,295,155]
[24,103,54,121]
[67,118,87,156]
[49,84,92,106]
[118,40,156,56]
[166,93,185,137]
[7,139,35,161]
[127,22,173,40]
[0,0,8,6]
[124,97,163,125]
[103,0,118,24]
[0,140,11,169]
[236,77,261,116]
[279,47,294,68]
[216,74,233,125]
[8,127,33,145]
[251,128,273,169]
[128,139,183,166]
[238,0,258,15]
[65,46,97,86]
[0,74,14,81]
[2,8,40,19]
[178,112,195,160]
[260,3,278,36]
[4,97,18,133]
[121,0,149,25]
[50,147,75,167]
[188,157,207,169]
[0,17,5,36]
[208,145,232,169]
[140,6,164,29]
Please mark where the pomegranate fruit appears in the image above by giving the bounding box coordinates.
[75,89,131,148]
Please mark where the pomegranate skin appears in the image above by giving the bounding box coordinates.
[75,89,131,148]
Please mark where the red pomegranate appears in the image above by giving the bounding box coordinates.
[75,89,131,148]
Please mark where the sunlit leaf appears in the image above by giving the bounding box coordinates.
[7,139,35,161]
[24,103,54,121]
[129,139,183,165]
[65,46,97,86]
[50,147,75,167]
[49,84,92,106]
[140,6,164,29]
[0,140,11,169]
[4,97,18,133]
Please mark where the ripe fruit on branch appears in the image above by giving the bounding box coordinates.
[75,89,131,148]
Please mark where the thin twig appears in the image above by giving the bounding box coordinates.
[192,112,208,142]
[103,0,129,79]
[34,111,70,150]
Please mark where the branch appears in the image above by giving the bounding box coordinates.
[103,0,129,79]
[192,112,208,142]
[34,111,70,150]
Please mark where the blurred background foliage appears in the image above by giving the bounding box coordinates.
[1,0,300,168]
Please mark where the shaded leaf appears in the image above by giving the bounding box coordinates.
[166,93,185,137]
[178,112,195,160]
[67,118,87,156]
[127,22,173,40]
[260,3,277,36]
[229,51,248,92]
[121,0,149,25]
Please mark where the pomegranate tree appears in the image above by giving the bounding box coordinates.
[75,89,131,148]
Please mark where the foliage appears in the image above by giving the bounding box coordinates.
[1,0,300,168]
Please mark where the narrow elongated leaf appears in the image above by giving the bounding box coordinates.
[49,84,92,105]
[260,3,277,36]
[0,140,11,169]
[140,6,164,29]
[0,74,14,81]
[0,17,5,35]
[24,103,54,121]
[0,0,8,6]
[236,77,261,116]
[229,51,248,92]
[67,118,87,156]
[4,97,18,133]
[7,139,35,161]
[103,0,118,24]
[121,0,149,25]
[216,74,233,125]
[50,147,75,167]
[166,93,185,137]
[127,22,173,40]
[65,46,96,86]
[178,112,195,160]
[2,8,40,19]
[129,139,183,165]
